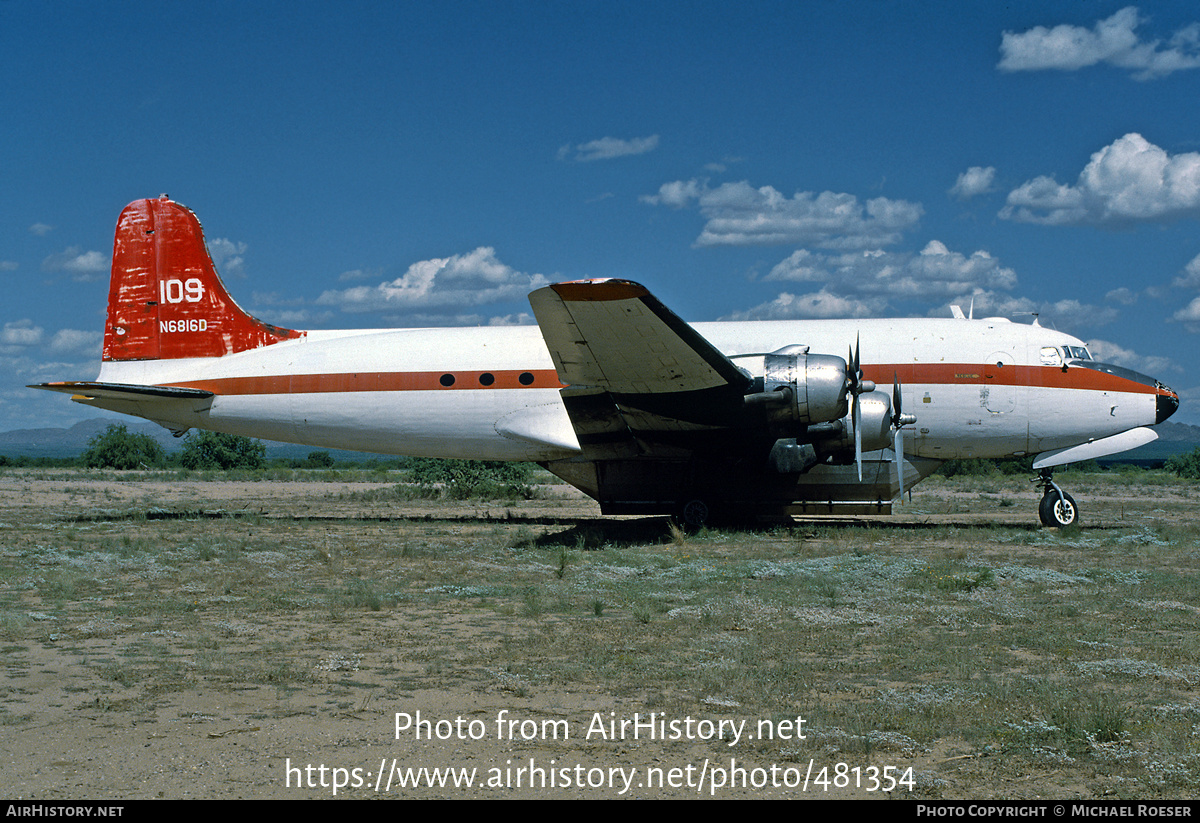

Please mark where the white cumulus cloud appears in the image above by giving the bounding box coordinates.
[643,179,923,249]
[1086,339,1176,374]
[1171,295,1200,331]
[721,290,887,321]
[317,247,551,315]
[41,247,109,281]
[558,135,659,162]
[1001,133,1200,226]
[949,166,997,200]
[1173,253,1200,290]
[1,320,44,348]
[47,329,102,356]
[998,6,1200,81]
[765,241,1018,300]
[206,238,248,279]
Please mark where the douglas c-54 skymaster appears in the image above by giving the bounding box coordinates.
[33,196,1180,527]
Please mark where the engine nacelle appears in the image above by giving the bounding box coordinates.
[809,393,894,464]
[743,346,851,435]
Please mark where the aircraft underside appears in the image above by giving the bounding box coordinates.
[544,450,942,523]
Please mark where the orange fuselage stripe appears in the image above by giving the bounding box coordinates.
[171,369,565,395]
[861,363,1164,396]
[159,363,1166,397]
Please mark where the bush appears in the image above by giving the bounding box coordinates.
[82,424,166,469]
[180,430,266,470]
[304,450,335,468]
[937,456,1035,478]
[405,457,534,499]
[1164,447,1200,480]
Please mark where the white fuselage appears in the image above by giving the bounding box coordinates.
[93,316,1159,463]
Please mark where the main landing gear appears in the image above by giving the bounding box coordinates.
[678,498,711,528]
[1035,468,1078,528]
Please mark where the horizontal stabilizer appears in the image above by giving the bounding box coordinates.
[28,381,214,435]
[29,381,214,400]
[1032,427,1158,469]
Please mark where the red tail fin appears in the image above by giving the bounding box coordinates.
[102,196,303,361]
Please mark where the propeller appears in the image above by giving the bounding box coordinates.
[891,373,917,499]
[846,336,875,481]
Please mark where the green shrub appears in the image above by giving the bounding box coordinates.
[82,424,166,469]
[406,457,534,499]
[304,450,336,468]
[1164,446,1200,480]
[180,430,266,470]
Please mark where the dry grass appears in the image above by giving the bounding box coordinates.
[0,467,1197,798]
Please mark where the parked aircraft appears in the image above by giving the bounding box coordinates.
[32,197,1179,527]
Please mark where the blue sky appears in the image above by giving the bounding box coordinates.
[4,1,1200,432]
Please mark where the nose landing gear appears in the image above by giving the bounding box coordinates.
[1035,468,1078,528]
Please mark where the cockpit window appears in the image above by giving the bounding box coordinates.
[1040,346,1063,366]
[1064,345,1091,361]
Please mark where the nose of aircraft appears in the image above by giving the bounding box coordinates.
[1156,382,1180,424]
[1074,359,1180,426]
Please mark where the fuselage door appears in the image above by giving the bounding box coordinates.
[982,351,1016,414]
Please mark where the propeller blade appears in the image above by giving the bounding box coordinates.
[854,391,863,481]
[845,334,872,482]
[888,372,917,501]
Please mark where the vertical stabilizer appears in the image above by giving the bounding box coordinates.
[102,196,302,361]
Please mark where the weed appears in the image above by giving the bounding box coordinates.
[555,548,573,579]
[522,587,544,618]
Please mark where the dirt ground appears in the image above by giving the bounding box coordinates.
[1,471,1197,800]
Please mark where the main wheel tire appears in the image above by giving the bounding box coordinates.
[1039,491,1078,528]
[679,498,710,528]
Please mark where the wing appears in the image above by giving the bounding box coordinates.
[529,279,753,458]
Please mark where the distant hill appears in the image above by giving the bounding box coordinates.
[1,417,1196,464]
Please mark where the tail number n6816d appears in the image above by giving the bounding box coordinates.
[160,318,208,333]
[160,278,204,304]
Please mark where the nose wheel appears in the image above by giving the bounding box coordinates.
[1035,469,1078,528]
